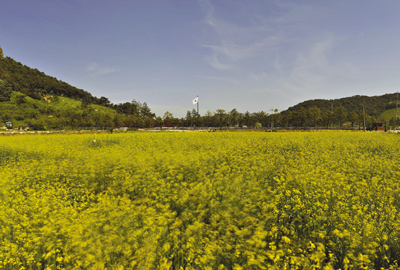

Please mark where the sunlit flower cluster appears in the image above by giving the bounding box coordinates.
[0,132,399,269]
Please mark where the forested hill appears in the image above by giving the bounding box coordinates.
[0,55,98,103]
[284,94,399,118]
[1,46,399,130]
[0,50,157,130]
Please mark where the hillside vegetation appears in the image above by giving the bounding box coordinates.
[0,55,95,102]
[284,94,399,118]
[277,92,400,129]
[0,53,156,130]
[1,47,400,130]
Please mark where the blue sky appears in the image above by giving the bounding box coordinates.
[2,1,400,117]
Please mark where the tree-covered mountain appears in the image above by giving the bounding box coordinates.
[1,46,399,130]
[278,94,400,129]
[0,49,160,130]
[0,54,98,103]
[283,94,399,118]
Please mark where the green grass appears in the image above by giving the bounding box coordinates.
[0,92,119,129]
[50,96,82,110]
[50,96,116,115]
[90,104,117,115]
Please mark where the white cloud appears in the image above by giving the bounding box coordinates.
[195,1,400,112]
[206,53,234,71]
[87,62,120,75]
[272,2,318,24]
[203,35,280,62]
[195,75,238,84]
[289,35,366,91]
[199,0,281,71]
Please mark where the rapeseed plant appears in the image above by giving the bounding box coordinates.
[0,132,399,269]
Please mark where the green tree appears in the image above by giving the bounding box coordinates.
[140,102,155,119]
[254,111,267,127]
[242,111,256,127]
[15,94,26,105]
[214,109,227,127]
[163,111,173,121]
[322,110,333,128]
[81,98,90,109]
[99,96,111,107]
[204,110,213,127]
[113,114,124,128]
[389,116,398,130]
[134,116,144,128]
[155,116,164,129]
[357,112,364,129]
[348,111,358,128]
[185,110,192,127]
[364,114,375,129]
[293,107,307,127]
[228,108,240,127]
[102,114,114,128]
[123,115,136,128]
[281,111,292,128]
[144,117,154,128]
[334,106,347,127]
[83,118,95,128]
[115,100,140,115]
[307,107,321,127]
[0,79,11,101]
[130,100,141,116]
[92,114,103,127]
[269,108,280,128]
[163,111,174,127]
[191,109,201,127]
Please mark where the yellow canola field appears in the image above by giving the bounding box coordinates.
[0,132,399,270]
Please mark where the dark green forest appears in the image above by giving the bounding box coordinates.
[286,94,400,118]
[0,46,399,130]
[0,55,95,103]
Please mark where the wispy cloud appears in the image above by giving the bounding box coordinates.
[206,53,235,71]
[199,0,280,72]
[272,2,318,24]
[195,75,238,84]
[227,33,363,102]
[203,35,280,61]
[87,62,120,75]
[290,37,335,86]
[195,0,393,111]
[290,35,364,90]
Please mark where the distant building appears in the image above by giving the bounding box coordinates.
[372,122,386,131]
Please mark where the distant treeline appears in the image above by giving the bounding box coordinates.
[0,51,399,130]
[2,87,387,130]
[39,105,386,130]
[152,106,384,129]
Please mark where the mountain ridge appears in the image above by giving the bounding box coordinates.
[0,50,398,129]
[283,93,399,119]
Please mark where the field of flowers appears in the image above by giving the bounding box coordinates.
[0,132,399,269]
